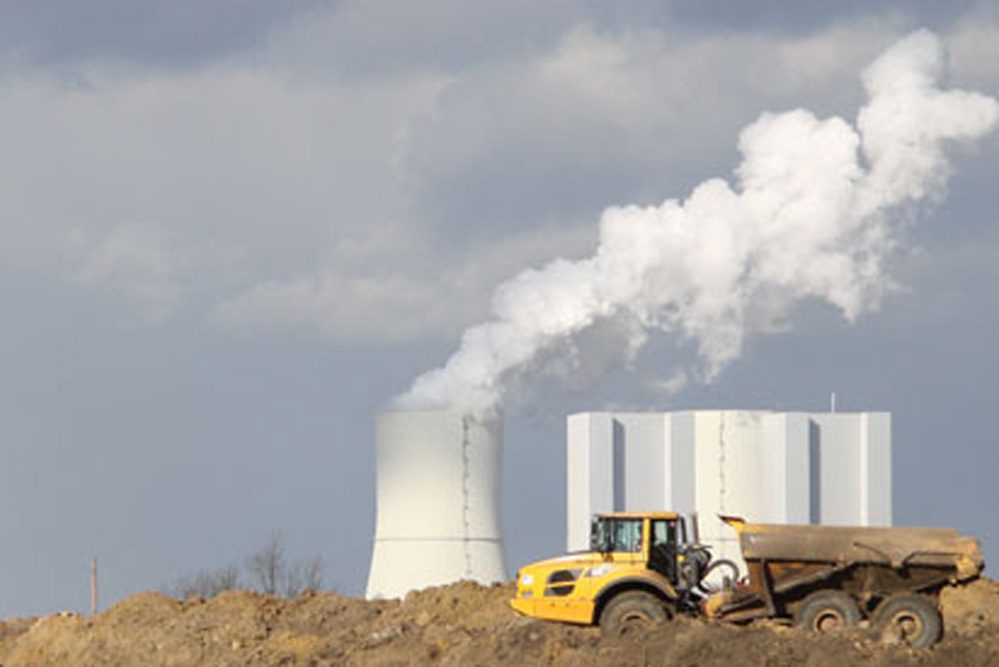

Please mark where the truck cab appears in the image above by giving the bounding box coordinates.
[510,512,722,633]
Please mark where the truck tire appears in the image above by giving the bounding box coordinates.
[872,594,941,648]
[794,590,862,633]
[599,591,670,637]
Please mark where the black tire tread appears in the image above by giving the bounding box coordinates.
[599,590,669,637]
[872,593,942,648]
[794,589,862,633]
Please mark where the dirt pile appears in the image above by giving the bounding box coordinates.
[0,579,996,666]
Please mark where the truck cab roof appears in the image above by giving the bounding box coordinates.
[595,512,681,520]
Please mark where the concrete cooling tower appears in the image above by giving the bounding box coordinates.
[366,410,507,599]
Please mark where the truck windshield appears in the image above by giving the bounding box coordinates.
[590,517,643,553]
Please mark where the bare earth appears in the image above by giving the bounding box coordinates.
[0,578,995,666]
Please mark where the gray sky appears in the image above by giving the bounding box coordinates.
[0,1,997,616]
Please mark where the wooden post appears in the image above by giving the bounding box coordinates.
[90,556,98,616]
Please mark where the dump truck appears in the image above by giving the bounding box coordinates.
[509,512,984,647]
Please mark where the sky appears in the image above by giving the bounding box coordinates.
[0,1,997,616]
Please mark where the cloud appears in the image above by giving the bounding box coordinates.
[68,222,183,323]
[212,223,594,341]
[262,0,597,82]
[0,4,995,347]
[0,61,444,316]
[391,20,916,239]
[947,10,999,89]
[0,1,326,70]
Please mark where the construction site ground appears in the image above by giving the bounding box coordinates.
[0,577,995,666]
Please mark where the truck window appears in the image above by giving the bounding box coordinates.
[652,519,677,547]
[591,518,643,552]
[613,519,642,552]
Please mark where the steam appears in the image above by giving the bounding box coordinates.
[397,30,998,417]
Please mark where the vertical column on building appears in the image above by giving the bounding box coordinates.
[619,414,665,511]
[761,413,811,524]
[692,412,738,564]
[566,413,614,551]
[812,413,861,525]
[860,412,892,526]
[663,412,695,515]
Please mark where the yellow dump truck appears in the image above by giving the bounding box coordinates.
[510,512,984,647]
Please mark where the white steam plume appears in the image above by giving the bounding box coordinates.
[397,30,998,417]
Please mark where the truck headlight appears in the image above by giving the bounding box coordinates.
[520,574,534,587]
[587,564,614,577]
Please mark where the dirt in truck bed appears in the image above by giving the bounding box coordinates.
[0,578,996,667]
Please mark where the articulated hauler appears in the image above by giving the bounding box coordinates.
[510,512,984,647]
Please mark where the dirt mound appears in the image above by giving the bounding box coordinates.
[940,577,999,638]
[0,579,996,666]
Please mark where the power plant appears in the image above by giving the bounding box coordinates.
[367,407,892,597]
[566,410,892,571]
[366,411,507,599]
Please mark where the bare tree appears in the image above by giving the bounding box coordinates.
[171,564,240,599]
[246,533,285,595]
[282,556,325,597]
[301,555,324,592]
[283,563,303,598]
[173,534,327,599]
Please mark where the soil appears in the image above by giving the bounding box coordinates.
[0,578,996,666]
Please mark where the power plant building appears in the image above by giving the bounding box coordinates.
[566,410,892,569]
[366,411,507,599]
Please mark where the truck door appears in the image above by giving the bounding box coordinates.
[649,519,679,583]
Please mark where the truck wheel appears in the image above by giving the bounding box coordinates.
[794,590,862,633]
[872,594,941,648]
[599,591,671,637]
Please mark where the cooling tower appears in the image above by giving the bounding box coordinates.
[366,410,507,599]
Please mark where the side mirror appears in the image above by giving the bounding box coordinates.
[589,518,598,551]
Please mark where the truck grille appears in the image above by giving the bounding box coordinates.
[544,569,580,597]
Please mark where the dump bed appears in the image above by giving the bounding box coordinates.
[724,516,984,579]
[708,516,985,623]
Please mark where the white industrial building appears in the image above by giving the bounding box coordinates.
[567,410,891,570]
[366,411,507,599]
